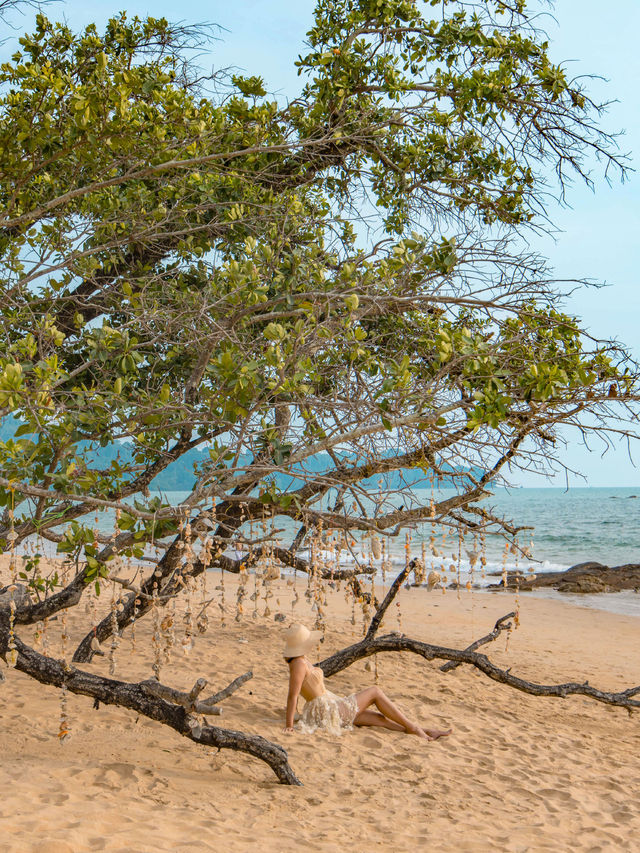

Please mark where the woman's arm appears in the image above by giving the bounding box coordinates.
[284,658,307,731]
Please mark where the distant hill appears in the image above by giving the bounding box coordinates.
[0,417,454,493]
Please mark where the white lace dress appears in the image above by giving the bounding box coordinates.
[296,665,359,736]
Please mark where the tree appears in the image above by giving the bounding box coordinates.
[0,0,638,784]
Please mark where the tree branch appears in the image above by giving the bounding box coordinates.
[3,628,299,784]
[439,612,516,672]
[319,624,640,712]
[365,561,414,641]
[139,670,253,715]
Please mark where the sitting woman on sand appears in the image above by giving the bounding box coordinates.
[283,624,452,740]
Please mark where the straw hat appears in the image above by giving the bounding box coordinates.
[282,624,323,658]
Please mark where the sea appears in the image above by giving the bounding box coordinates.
[148,486,640,619]
[136,485,640,569]
[16,486,640,617]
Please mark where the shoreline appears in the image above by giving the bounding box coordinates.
[3,553,640,620]
[516,585,640,619]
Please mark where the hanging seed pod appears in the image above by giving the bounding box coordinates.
[181,577,194,653]
[253,554,261,619]
[130,591,140,654]
[151,584,162,680]
[6,597,17,668]
[501,542,509,590]
[361,598,370,636]
[220,565,226,628]
[161,601,176,664]
[235,567,247,622]
[6,493,18,667]
[40,617,50,655]
[58,684,70,743]
[371,534,382,561]
[262,566,274,618]
[108,582,120,676]
[427,570,441,589]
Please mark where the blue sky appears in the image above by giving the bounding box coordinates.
[8,1,639,485]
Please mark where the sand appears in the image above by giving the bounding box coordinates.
[1,565,639,853]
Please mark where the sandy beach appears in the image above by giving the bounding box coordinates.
[1,564,639,853]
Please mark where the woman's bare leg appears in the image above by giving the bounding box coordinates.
[353,709,405,731]
[354,686,431,739]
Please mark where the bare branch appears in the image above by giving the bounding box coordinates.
[319,631,640,712]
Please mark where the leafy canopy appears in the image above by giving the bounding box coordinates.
[0,1,636,595]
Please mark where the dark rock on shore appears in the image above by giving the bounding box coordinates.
[487,561,640,594]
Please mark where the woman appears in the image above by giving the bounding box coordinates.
[283,624,452,740]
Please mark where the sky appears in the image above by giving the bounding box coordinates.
[4,0,639,486]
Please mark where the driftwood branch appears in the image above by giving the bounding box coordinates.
[365,561,414,641]
[2,624,299,784]
[319,624,640,712]
[204,670,254,706]
[439,612,516,672]
[139,671,253,716]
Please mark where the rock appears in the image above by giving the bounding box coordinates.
[564,561,608,575]
[491,561,640,594]
[556,576,612,594]
[273,612,287,623]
